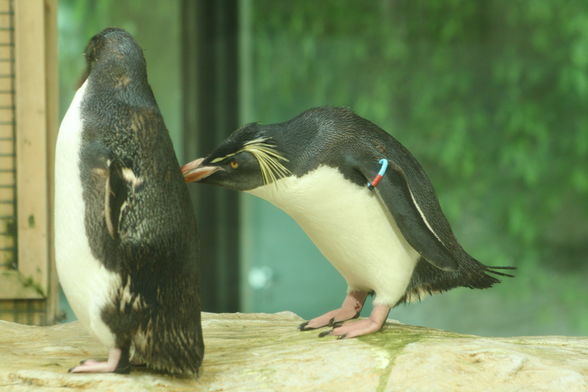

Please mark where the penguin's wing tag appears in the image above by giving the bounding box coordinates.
[367,159,389,190]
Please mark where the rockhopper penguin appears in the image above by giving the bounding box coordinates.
[55,28,204,374]
[181,107,514,339]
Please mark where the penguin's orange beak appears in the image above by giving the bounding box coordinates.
[181,158,222,183]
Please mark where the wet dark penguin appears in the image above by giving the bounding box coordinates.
[55,28,203,374]
[182,107,514,339]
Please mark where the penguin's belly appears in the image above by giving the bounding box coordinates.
[54,82,116,347]
[248,165,420,305]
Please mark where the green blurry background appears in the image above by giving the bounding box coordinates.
[58,0,588,337]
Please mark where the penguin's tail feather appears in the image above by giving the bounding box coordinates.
[485,265,516,278]
[396,257,516,305]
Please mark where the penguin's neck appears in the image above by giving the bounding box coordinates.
[87,63,155,108]
[247,165,370,217]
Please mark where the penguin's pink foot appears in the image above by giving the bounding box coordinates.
[69,348,130,374]
[319,304,390,339]
[299,290,368,330]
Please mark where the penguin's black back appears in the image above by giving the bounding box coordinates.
[78,28,202,374]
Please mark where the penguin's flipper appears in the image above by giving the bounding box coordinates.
[104,158,144,240]
[355,159,458,272]
[78,142,130,240]
[105,159,129,239]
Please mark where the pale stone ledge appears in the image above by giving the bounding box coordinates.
[0,312,587,392]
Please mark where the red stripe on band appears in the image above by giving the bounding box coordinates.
[371,174,383,187]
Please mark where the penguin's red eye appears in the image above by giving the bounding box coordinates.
[230,160,239,169]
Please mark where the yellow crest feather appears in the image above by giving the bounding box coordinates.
[241,137,291,185]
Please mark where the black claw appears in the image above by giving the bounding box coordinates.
[337,334,347,340]
[300,319,335,331]
[67,367,74,373]
[318,330,332,338]
[301,317,347,331]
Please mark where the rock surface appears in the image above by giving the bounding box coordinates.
[0,312,587,392]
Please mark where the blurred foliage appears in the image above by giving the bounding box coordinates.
[244,0,588,334]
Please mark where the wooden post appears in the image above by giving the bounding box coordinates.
[15,0,49,297]
[0,0,59,324]
[44,0,58,324]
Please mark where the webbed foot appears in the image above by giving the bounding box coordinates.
[299,290,368,331]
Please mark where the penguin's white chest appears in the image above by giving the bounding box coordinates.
[248,165,420,305]
[54,81,116,347]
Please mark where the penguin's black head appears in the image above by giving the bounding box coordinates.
[81,27,146,85]
[181,123,291,191]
